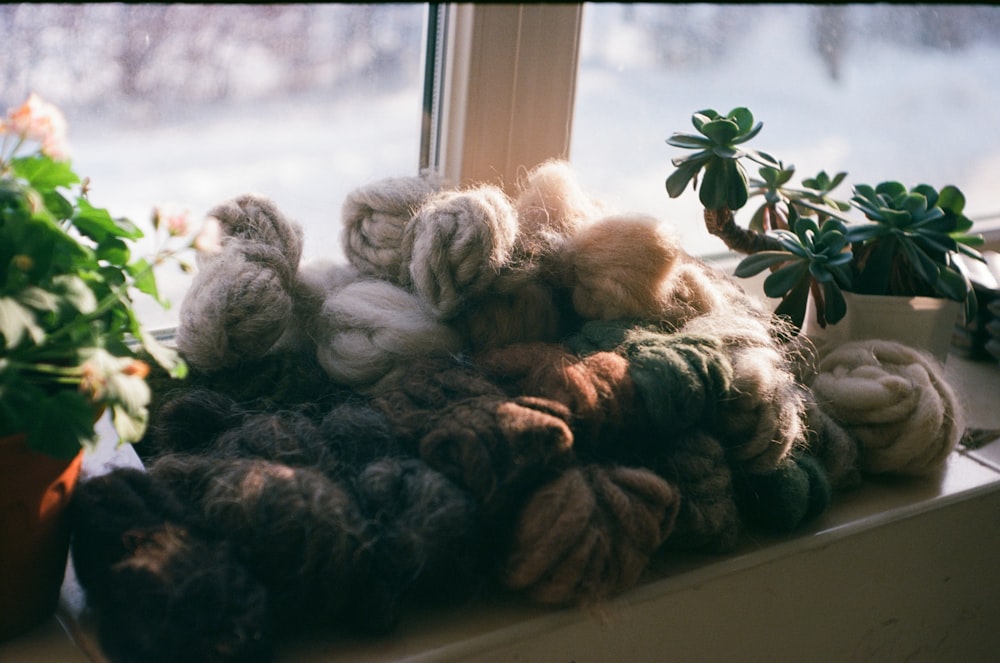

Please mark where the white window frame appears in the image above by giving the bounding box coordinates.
[428,3,583,196]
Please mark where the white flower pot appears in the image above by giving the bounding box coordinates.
[802,291,961,363]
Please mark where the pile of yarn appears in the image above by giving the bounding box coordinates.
[69,160,966,663]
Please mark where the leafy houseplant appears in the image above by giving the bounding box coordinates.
[0,93,193,459]
[665,107,985,335]
[0,93,199,640]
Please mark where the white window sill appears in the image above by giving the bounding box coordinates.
[3,357,999,662]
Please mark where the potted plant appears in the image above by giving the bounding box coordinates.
[665,107,985,359]
[0,93,195,640]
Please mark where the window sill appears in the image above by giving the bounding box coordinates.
[3,357,999,662]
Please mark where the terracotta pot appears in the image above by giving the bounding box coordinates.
[803,291,961,363]
[0,433,83,642]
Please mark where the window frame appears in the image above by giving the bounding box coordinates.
[425,3,583,196]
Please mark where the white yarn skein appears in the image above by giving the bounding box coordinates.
[340,175,442,284]
[810,339,965,476]
[313,279,463,389]
[406,185,519,320]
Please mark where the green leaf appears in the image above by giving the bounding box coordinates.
[11,155,80,191]
[763,261,808,298]
[725,159,750,210]
[128,258,160,301]
[822,280,847,324]
[774,277,811,330]
[666,133,711,149]
[0,296,44,348]
[734,250,796,278]
[937,185,966,215]
[701,118,740,145]
[666,158,704,199]
[728,107,755,134]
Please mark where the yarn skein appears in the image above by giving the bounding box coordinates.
[503,464,680,606]
[149,454,375,630]
[809,339,965,476]
[568,321,735,434]
[312,278,464,390]
[513,159,605,258]
[651,430,742,553]
[557,213,684,322]
[405,185,519,319]
[69,468,273,663]
[451,267,565,352]
[416,394,576,513]
[340,174,442,283]
[176,195,305,372]
[475,342,642,454]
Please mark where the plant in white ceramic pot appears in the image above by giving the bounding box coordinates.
[665,107,985,351]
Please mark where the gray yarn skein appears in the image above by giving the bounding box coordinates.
[405,186,519,320]
[176,195,304,372]
[341,175,443,285]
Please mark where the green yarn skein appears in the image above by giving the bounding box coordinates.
[567,320,734,432]
[733,453,832,533]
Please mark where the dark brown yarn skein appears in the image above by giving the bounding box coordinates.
[69,468,273,663]
[651,430,742,553]
[149,454,376,633]
[503,464,680,606]
[371,355,507,449]
[417,395,576,514]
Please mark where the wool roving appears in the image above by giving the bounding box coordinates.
[149,454,375,631]
[650,430,741,553]
[405,185,519,319]
[340,174,442,283]
[451,267,566,352]
[557,213,684,322]
[176,243,297,372]
[70,469,272,663]
[503,464,679,606]
[732,453,832,533]
[141,387,246,458]
[709,344,808,474]
[176,195,305,372]
[312,278,464,390]
[800,389,863,492]
[513,159,606,258]
[370,355,507,448]
[809,339,965,476]
[475,342,643,455]
[317,400,406,479]
[568,321,735,433]
[416,394,577,513]
[354,458,486,614]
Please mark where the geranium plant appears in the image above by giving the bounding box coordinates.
[0,93,200,459]
[666,106,985,332]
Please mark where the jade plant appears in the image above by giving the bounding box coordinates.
[665,106,985,332]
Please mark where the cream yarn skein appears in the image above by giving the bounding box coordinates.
[312,278,463,391]
[810,339,964,476]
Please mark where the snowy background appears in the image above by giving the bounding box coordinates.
[3,4,1000,329]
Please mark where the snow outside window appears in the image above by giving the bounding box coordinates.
[570,4,1000,259]
[1,3,429,330]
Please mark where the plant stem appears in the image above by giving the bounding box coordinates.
[703,208,783,254]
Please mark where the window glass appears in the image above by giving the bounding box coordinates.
[571,4,1000,258]
[1,3,428,329]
